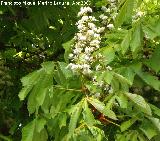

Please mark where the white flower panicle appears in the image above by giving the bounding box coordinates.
[68,7,105,75]
[68,6,113,97]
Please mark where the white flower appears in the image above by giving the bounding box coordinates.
[78,7,92,17]
[82,64,90,69]
[93,33,100,38]
[90,40,100,46]
[87,30,94,36]
[136,11,144,17]
[100,15,108,20]
[97,27,105,33]
[69,53,74,58]
[81,16,89,21]
[73,48,82,54]
[79,36,87,41]
[96,64,102,71]
[107,24,114,29]
[108,87,113,93]
[85,47,94,53]
[77,24,84,30]
[98,81,104,87]
[106,66,112,71]
[89,16,97,21]
[106,8,111,13]
[88,23,96,29]
[101,6,107,12]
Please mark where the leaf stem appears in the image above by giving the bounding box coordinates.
[53,85,82,92]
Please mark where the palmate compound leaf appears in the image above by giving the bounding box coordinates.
[87,97,117,120]
[124,92,152,116]
[18,61,55,114]
[27,72,53,114]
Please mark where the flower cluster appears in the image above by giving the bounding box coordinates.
[68,7,105,75]
[68,7,113,98]
[132,9,145,22]
[99,0,118,29]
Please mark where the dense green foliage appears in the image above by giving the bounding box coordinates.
[1,0,160,141]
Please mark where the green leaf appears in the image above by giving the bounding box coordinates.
[41,61,55,74]
[140,119,157,140]
[148,117,160,132]
[114,72,132,85]
[27,71,53,114]
[116,93,128,108]
[103,71,113,84]
[19,70,41,100]
[121,30,131,54]
[115,0,134,27]
[137,72,160,91]
[99,47,115,65]
[36,118,46,133]
[144,46,160,73]
[22,118,48,141]
[22,120,36,141]
[142,19,160,40]
[87,97,117,120]
[116,67,136,85]
[27,88,38,114]
[142,25,157,40]
[68,100,83,135]
[124,92,152,116]
[130,23,143,53]
[19,86,34,101]
[57,62,73,79]
[150,104,160,117]
[82,99,96,126]
[62,39,74,63]
[36,74,53,106]
[33,129,48,141]
[120,118,137,132]
[58,113,67,129]
[88,126,105,141]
